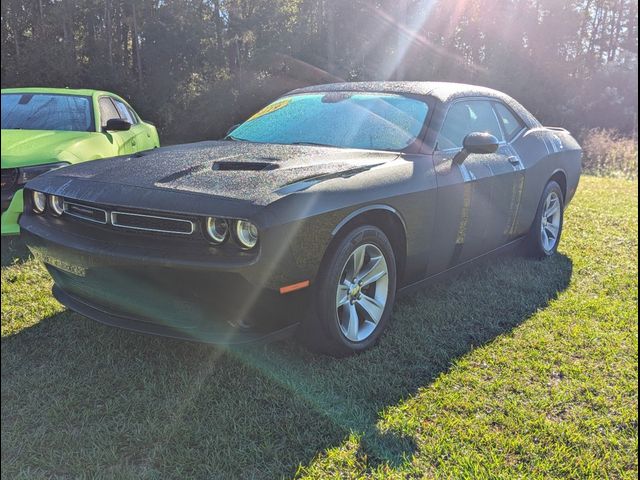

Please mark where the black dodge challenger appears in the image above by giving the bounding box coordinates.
[20,82,581,356]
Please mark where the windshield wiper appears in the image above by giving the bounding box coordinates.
[224,135,258,143]
[289,141,336,147]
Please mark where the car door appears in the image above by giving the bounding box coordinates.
[429,99,519,273]
[490,101,528,243]
[111,98,152,152]
[98,96,137,155]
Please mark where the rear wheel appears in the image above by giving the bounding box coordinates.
[525,180,564,258]
[303,225,397,356]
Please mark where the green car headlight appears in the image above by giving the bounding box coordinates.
[17,162,69,185]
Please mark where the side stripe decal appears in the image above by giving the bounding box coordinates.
[451,180,473,266]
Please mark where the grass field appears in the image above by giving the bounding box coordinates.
[1,176,637,479]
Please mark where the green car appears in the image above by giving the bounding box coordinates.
[1,87,160,235]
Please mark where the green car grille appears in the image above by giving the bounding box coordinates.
[1,168,19,212]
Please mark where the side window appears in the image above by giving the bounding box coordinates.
[126,106,139,124]
[437,100,504,150]
[98,97,120,128]
[112,99,137,125]
[494,102,525,141]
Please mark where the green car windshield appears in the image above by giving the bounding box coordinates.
[1,93,94,132]
[230,92,429,152]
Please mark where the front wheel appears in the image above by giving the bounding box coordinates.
[303,225,397,357]
[525,180,565,258]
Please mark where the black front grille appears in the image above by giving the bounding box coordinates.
[111,211,194,234]
[57,198,196,237]
[63,201,108,224]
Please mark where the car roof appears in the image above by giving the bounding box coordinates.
[1,87,114,97]
[289,81,504,101]
[288,81,541,127]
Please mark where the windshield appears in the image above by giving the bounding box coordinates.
[1,93,94,132]
[229,92,429,152]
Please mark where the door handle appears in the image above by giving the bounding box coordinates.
[507,156,519,165]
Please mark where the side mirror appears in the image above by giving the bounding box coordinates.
[453,132,499,164]
[104,118,132,132]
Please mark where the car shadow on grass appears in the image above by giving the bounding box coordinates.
[1,236,31,268]
[1,253,572,479]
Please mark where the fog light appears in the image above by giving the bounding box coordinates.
[32,191,47,213]
[49,195,64,216]
[205,217,229,244]
[235,220,259,249]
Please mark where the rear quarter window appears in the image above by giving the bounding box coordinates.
[112,99,138,125]
[494,102,525,141]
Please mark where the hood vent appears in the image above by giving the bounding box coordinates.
[212,161,279,171]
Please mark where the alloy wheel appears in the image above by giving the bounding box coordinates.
[335,243,389,342]
[540,191,562,252]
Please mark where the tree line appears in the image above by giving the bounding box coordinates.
[1,0,638,142]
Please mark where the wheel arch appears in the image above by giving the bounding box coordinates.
[549,169,567,200]
[329,205,408,285]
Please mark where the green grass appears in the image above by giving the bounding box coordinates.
[1,176,637,479]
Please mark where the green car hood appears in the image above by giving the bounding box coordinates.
[0,130,90,168]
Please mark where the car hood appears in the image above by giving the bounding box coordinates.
[1,129,89,168]
[43,140,398,206]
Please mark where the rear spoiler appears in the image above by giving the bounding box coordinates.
[543,126,570,134]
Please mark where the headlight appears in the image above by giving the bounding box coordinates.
[17,162,69,185]
[205,217,229,244]
[32,191,47,213]
[49,195,64,216]
[234,220,259,249]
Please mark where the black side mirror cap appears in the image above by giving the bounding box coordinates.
[453,132,500,164]
[104,118,132,132]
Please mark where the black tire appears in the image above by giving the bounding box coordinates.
[302,225,397,357]
[524,180,565,259]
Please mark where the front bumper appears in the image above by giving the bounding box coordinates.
[21,216,309,344]
[52,285,300,344]
[1,188,23,236]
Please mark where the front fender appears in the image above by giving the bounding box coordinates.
[330,204,407,236]
[255,154,436,288]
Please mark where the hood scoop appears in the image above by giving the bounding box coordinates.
[212,160,280,171]
[155,158,280,185]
